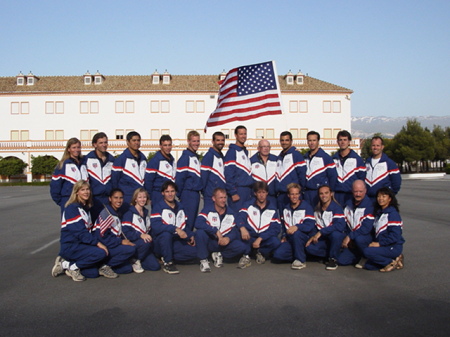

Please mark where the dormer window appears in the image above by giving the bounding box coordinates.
[152,70,160,84]
[285,71,294,85]
[27,72,37,85]
[162,70,171,85]
[84,71,92,85]
[219,70,227,81]
[16,72,25,86]
[296,70,304,85]
[94,71,104,85]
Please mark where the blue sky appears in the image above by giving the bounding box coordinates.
[1,0,449,117]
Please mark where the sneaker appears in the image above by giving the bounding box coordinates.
[211,252,223,268]
[291,259,306,270]
[256,251,266,264]
[65,268,85,282]
[132,260,144,274]
[51,256,65,277]
[325,258,338,271]
[238,255,251,269]
[163,261,180,274]
[200,259,211,273]
[99,265,119,279]
[379,259,398,272]
[395,254,404,270]
[355,257,367,269]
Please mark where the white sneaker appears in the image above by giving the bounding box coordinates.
[200,259,211,273]
[355,257,367,269]
[51,256,65,277]
[238,255,251,269]
[99,265,119,279]
[291,259,306,270]
[256,251,266,264]
[211,252,223,268]
[132,259,144,273]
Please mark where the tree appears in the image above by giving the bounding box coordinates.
[0,157,28,179]
[431,125,450,170]
[389,119,435,172]
[31,155,58,176]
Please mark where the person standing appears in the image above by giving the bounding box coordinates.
[201,131,226,206]
[111,131,147,205]
[145,134,176,205]
[276,131,306,213]
[50,138,88,213]
[304,131,337,206]
[83,132,115,221]
[176,131,202,231]
[224,125,254,212]
[365,136,402,200]
[250,139,278,207]
[332,130,366,206]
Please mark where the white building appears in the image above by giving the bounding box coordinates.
[0,69,356,181]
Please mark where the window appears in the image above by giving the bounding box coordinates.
[115,101,124,113]
[11,102,29,114]
[290,129,299,138]
[17,77,24,85]
[116,101,134,113]
[152,75,160,84]
[80,129,98,140]
[94,76,102,85]
[116,129,134,140]
[45,130,64,140]
[256,129,264,139]
[46,101,64,114]
[332,101,341,113]
[221,129,231,139]
[323,101,331,113]
[116,130,124,140]
[289,100,308,113]
[332,128,341,138]
[126,101,134,113]
[150,100,170,113]
[84,76,92,85]
[163,75,170,84]
[11,130,29,140]
[150,129,160,139]
[80,101,99,114]
[186,100,205,113]
[255,128,275,139]
[27,77,35,85]
[323,128,332,139]
[299,128,308,139]
[296,76,304,85]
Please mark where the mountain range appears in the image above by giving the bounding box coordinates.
[351,116,450,138]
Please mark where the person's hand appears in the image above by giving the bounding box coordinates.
[218,237,230,246]
[240,227,250,241]
[341,236,350,248]
[188,236,196,246]
[122,239,135,246]
[140,233,152,243]
[252,237,262,249]
[287,226,298,235]
[369,241,380,247]
[176,228,188,239]
[305,232,321,247]
[97,242,109,255]
[231,194,240,202]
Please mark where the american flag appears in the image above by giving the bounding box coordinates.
[98,208,115,237]
[204,61,282,131]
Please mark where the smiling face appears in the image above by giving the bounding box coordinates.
[288,187,301,206]
[109,191,124,210]
[212,134,225,152]
[160,140,172,156]
[94,137,108,154]
[135,191,148,208]
[318,186,332,205]
[68,142,81,159]
[258,140,271,156]
[77,184,91,204]
[127,135,141,152]
[162,185,176,203]
[377,192,392,209]
[188,135,200,153]
[235,128,247,146]
[307,134,319,152]
[280,135,292,152]
[371,138,384,159]
[352,180,366,204]
[213,190,227,209]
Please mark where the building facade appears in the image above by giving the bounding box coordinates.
[0,70,357,181]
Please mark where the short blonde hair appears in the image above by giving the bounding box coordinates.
[65,180,92,208]
[131,188,149,206]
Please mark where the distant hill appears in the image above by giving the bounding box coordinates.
[351,116,450,138]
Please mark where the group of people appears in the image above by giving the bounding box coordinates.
[50,126,405,281]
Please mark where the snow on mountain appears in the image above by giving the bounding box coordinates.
[351,116,450,138]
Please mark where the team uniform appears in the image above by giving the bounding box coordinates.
[122,205,161,271]
[305,200,346,261]
[111,148,147,204]
[151,199,197,264]
[145,151,176,205]
[276,147,306,212]
[195,204,248,262]
[58,202,107,278]
[93,205,136,274]
[176,149,202,231]
[238,200,281,259]
[200,147,226,206]
[365,153,402,199]
[83,150,115,221]
[224,144,254,212]
[273,200,316,264]
[363,206,405,270]
[337,195,375,266]
[304,148,337,206]
[50,158,88,212]
[250,153,278,207]
[332,149,366,206]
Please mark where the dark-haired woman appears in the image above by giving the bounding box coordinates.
[363,187,405,272]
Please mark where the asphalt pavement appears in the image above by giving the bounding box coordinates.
[0,178,449,337]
